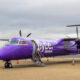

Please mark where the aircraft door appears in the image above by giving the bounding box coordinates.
[31,40,43,65]
[31,40,37,60]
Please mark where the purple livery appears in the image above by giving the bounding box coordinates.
[0,25,80,68]
[0,37,78,68]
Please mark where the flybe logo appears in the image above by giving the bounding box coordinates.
[37,42,53,53]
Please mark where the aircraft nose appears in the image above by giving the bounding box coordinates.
[0,48,5,60]
[0,45,16,60]
[0,44,33,60]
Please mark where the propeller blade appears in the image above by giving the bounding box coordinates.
[67,24,80,39]
[27,33,32,37]
[66,24,80,54]
[76,26,79,39]
[67,24,80,27]
[71,43,76,47]
[19,30,22,37]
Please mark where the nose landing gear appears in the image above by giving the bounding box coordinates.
[4,61,13,68]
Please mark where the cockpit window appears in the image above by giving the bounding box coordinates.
[19,40,27,44]
[9,40,27,45]
[10,40,19,44]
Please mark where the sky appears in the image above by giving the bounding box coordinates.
[0,0,80,38]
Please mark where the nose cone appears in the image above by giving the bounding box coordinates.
[0,45,13,60]
[0,50,3,60]
[0,44,22,60]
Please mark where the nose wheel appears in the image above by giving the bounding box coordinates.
[4,61,13,68]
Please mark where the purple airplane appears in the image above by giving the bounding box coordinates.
[0,25,80,68]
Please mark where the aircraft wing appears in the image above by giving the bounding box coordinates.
[0,39,9,41]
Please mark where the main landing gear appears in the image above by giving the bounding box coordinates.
[4,61,13,68]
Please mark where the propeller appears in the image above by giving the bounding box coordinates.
[67,24,80,54]
[19,30,32,37]
[67,24,80,39]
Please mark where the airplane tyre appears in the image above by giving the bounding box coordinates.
[5,62,13,68]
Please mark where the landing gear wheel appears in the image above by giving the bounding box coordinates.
[4,61,13,68]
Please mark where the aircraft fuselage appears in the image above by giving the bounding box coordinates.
[0,37,77,61]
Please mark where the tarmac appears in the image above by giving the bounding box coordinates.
[0,55,80,80]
